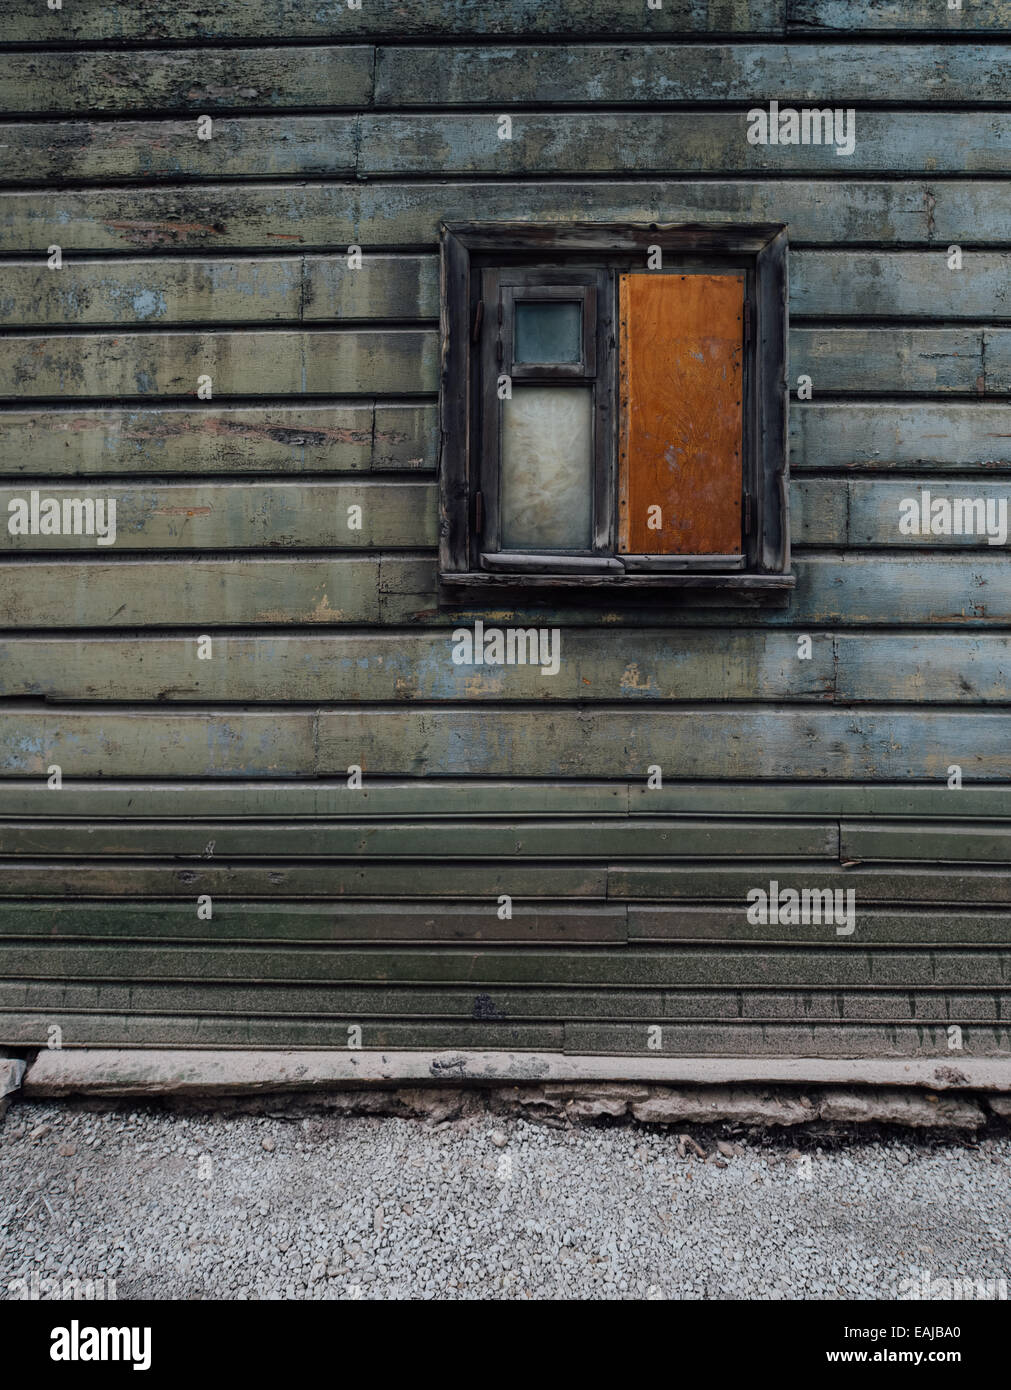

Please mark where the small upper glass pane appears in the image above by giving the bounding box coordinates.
[514,301,582,364]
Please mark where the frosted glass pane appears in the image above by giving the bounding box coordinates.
[501,387,593,550]
[514,301,582,363]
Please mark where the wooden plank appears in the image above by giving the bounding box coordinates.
[842,821,1011,864]
[0,630,836,703]
[377,43,1011,106]
[0,863,608,897]
[0,780,631,819]
[0,257,439,329]
[564,1021,1011,1056]
[357,553,1011,627]
[0,781,1006,822]
[618,273,744,556]
[0,404,436,476]
[0,1013,563,1048]
[0,118,359,184]
[792,253,1011,322]
[611,863,1011,904]
[984,330,1011,395]
[792,329,984,395]
[0,901,630,944]
[0,482,437,551]
[795,479,1011,548]
[0,328,982,400]
[1,181,995,255]
[0,818,838,860]
[4,554,1011,631]
[5,253,1008,332]
[835,635,1011,705]
[3,943,1004,987]
[791,403,1011,472]
[0,980,669,1020]
[7,400,1003,481]
[629,904,1011,945]
[0,48,374,116]
[0,330,437,400]
[357,113,1011,177]
[0,711,316,778]
[5,113,1008,185]
[629,783,1011,816]
[788,1,1011,33]
[0,558,388,628]
[2,1,785,43]
[316,708,1011,780]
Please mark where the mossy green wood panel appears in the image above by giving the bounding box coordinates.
[629,905,1011,945]
[15,982,1004,1024]
[0,405,436,476]
[0,901,630,944]
[0,48,376,116]
[792,404,1011,472]
[788,0,1011,32]
[0,818,839,859]
[314,708,1011,780]
[375,43,1011,105]
[5,779,1009,820]
[0,1013,565,1049]
[0,982,675,1020]
[4,944,1005,987]
[612,863,1011,903]
[0,863,608,897]
[5,181,997,253]
[4,898,1011,947]
[842,821,1011,863]
[564,1022,1011,1056]
[0,982,1006,1024]
[0,257,442,329]
[0,483,437,551]
[0,331,437,399]
[628,783,1011,817]
[2,1013,1006,1052]
[0,329,986,398]
[5,114,1010,184]
[4,253,1009,330]
[2,0,786,42]
[0,631,837,702]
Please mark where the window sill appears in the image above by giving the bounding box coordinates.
[439,570,796,603]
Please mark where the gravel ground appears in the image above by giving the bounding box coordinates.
[1,1101,1009,1301]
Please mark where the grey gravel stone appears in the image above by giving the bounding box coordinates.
[1,1102,1008,1301]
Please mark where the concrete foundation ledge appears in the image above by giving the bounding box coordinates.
[15,1051,1011,1131]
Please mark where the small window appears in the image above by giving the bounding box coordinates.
[439,223,791,599]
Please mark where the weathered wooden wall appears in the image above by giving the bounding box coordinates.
[1,0,1009,1060]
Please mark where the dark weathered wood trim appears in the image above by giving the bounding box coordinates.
[439,221,790,599]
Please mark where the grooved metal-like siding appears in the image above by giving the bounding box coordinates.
[1,0,1009,1061]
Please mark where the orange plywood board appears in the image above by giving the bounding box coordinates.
[618,273,744,555]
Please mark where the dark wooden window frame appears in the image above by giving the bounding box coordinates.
[439,221,792,599]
